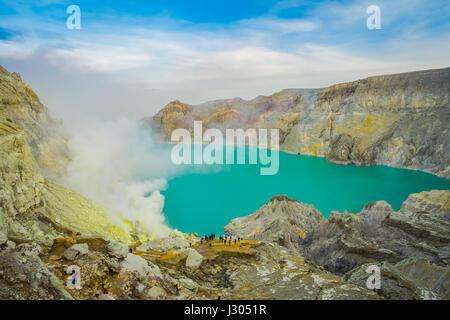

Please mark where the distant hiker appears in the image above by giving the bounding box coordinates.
[71,270,76,286]
[174,282,182,294]
[129,248,133,253]
[189,243,192,247]
[102,280,111,294]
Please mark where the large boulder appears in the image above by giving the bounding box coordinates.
[17,242,43,257]
[400,190,450,214]
[179,277,199,291]
[185,248,203,270]
[107,240,129,259]
[0,231,7,245]
[63,243,89,261]
[146,286,166,299]
[120,253,162,279]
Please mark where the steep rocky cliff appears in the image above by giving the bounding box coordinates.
[0,66,69,179]
[148,67,450,178]
[0,112,129,244]
[0,66,129,244]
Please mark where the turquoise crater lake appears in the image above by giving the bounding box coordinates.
[157,145,449,236]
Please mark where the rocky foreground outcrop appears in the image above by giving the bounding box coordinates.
[148,67,450,178]
[301,190,450,276]
[0,232,381,300]
[2,190,447,300]
[225,190,450,299]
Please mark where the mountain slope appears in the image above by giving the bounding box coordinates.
[0,66,69,179]
[0,66,129,244]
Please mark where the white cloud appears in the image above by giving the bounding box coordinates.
[0,41,36,60]
[0,0,448,122]
[239,17,319,33]
[48,45,154,73]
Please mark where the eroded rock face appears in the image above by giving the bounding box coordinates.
[225,195,324,251]
[345,258,449,300]
[225,190,449,299]
[220,242,380,300]
[147,67,450,178]
[301,190,450,276]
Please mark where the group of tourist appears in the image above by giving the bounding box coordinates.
[196,234,244,247]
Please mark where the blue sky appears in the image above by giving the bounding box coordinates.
[0,0,449,123]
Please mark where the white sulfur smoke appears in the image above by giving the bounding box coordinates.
[59,118,179,238]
